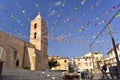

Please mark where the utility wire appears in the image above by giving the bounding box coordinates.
[90,8,120,47]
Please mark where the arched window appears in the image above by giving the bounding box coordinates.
[16,59,19,67]
[34,23,37,29]
[64,60,67,63]
[34,32,37,39]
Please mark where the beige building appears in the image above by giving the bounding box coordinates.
[72,52,104,72]
[105,44,120,66]
[48,56,69,71]
[0,13,48,70]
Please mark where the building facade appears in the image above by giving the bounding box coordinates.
[0,13,48,70]
[48,56,69,71]
[72,52,104,72]
[105,44,120,67]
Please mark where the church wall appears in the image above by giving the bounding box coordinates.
[23,47,31,69]
[0,30,48,70]
[0,31,26,68]
[23,42,35,69]
[28,47,36,70]
[35,49,43,70]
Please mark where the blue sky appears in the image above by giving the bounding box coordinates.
[0,0,120,58]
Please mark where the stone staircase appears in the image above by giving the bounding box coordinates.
[1,68,63,80]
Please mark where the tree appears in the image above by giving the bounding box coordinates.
[68,62,74,73]
[48,58,60,70]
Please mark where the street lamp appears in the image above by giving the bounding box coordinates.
[107,24,120,78]
[90,44,95,73]
[108,24,120,66]
[89,8,120,79]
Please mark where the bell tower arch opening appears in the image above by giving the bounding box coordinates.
[34,23,37,29]
[34,32,37,39]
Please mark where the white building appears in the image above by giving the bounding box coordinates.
[72,52,104,72]
[105,44,120,66]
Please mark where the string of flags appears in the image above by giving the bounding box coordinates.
[50,0,103,37]
[56,4,120,39]
[0,5,28,31]
[14,0,31,22]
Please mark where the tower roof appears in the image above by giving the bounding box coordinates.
[34,12,42,20]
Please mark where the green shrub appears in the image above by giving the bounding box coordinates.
[23,66,30,69]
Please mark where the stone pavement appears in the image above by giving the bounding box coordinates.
[2,68,63,80]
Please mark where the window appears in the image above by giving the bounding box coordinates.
[78,63,81,66]
[78,58,80,61]
[34,32,37,39]
[16,59,19,67]
[64,60,67,63]
[96,57,98,59]
[34,23,37,29]
[112,59,114,63]
[118,47,120,50]
[65,65,66,69]
[90,63,91,66]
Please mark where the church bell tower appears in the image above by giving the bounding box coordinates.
[30,13,48,70]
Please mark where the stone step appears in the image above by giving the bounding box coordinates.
[2,68,63,80]
[2,75,30,80]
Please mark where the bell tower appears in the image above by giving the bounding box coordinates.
[30,13,48,70]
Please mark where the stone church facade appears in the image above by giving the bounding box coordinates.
[0,13,48,70]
